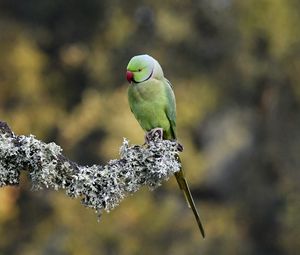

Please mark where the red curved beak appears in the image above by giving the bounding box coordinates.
[126,71,134,83]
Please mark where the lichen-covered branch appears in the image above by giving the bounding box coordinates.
[0,121,180,214]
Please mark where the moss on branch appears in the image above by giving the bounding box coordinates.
[0,121,180,214]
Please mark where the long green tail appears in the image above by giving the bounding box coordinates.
[174,156,205,238]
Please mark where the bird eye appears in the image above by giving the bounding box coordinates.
[138,69,142,72]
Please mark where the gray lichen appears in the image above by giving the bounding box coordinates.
[0,121,181,214]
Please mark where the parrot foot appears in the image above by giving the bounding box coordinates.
[144,128,184,152]
[145,128,164,143]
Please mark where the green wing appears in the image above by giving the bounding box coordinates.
[164,79,177,140]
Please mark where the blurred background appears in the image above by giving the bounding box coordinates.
[0,0,299,254]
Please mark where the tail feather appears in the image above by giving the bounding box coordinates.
[174,157,205,238]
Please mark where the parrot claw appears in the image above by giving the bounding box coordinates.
[145,128,184,152]
[145,128,164,143]
[177,142,184,152]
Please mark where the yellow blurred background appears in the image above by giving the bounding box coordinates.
[0,0,299,254]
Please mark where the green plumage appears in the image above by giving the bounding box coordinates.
[128,77,176,140]
[127,54,205,238]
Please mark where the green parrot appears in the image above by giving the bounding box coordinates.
[126,54,205,238]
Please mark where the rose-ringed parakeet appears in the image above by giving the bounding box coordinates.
[126,54,205,238]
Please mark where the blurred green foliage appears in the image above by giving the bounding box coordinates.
[0,0,299,254]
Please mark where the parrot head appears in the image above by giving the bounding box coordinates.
[126,54,164,83]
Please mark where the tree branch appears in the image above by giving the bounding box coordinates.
[0,121,180,215]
